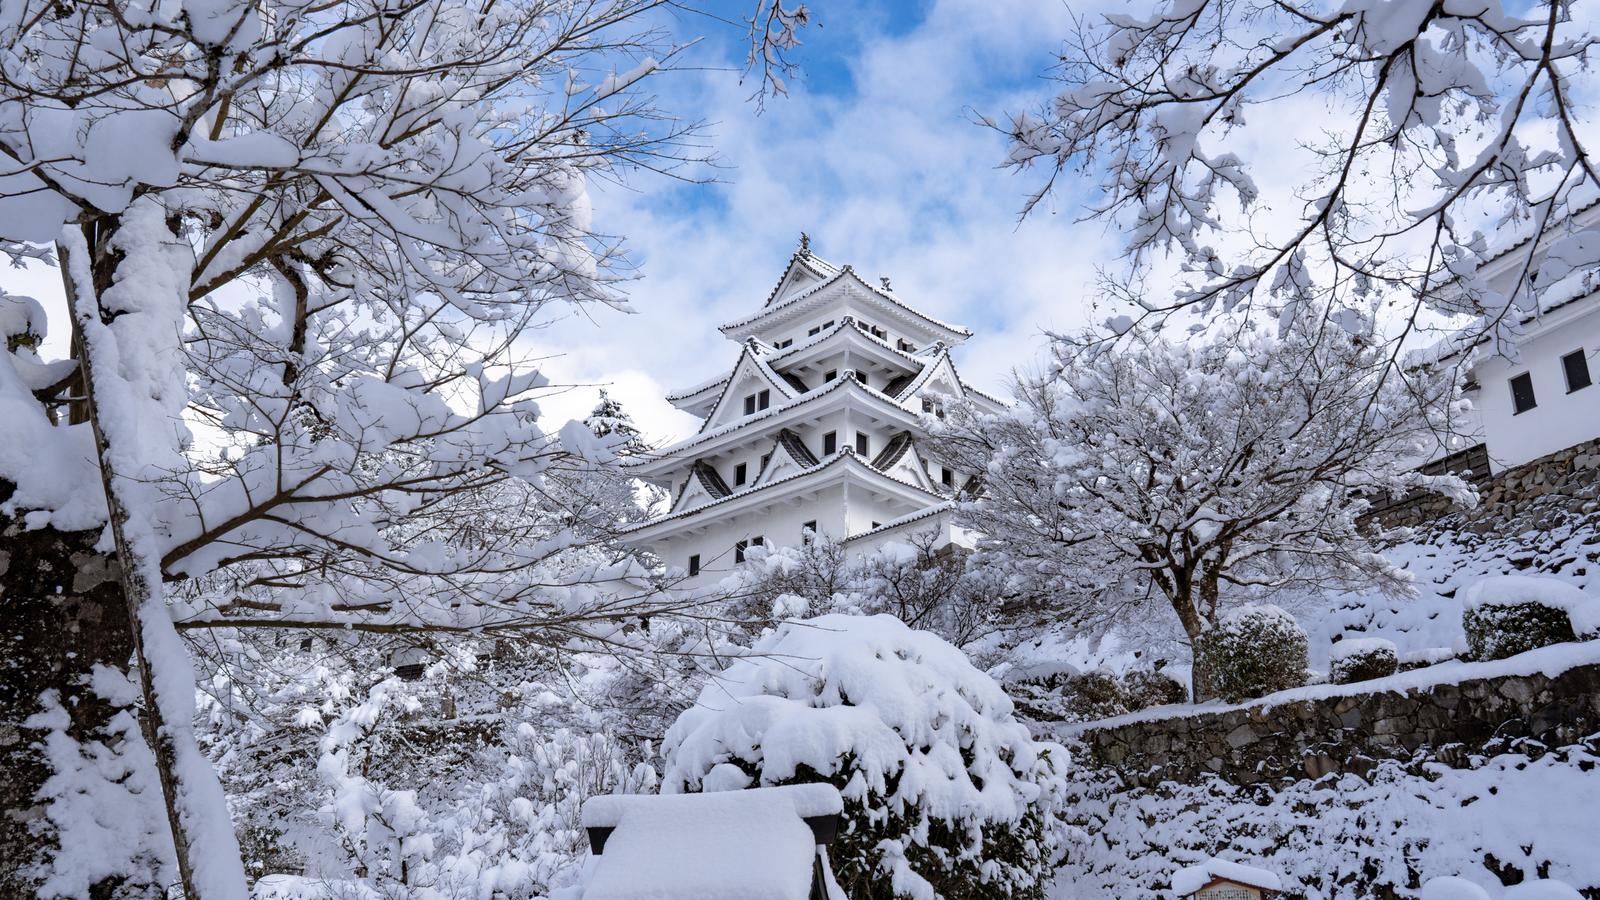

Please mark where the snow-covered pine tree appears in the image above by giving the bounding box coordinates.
[932,306,1474,698]
[586,389,649,456]
[0,1,738,895]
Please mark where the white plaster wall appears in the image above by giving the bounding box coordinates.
[653,483,850,590]
[1471,298,1600,471]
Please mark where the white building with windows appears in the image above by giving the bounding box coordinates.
[620,241,1006,589]
[1428,204,1600,476]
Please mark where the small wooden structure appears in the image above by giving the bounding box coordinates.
[1172,858,1283,899]
[578,784,844,900]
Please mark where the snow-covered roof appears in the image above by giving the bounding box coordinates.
[624,374,924,475]
[578,785,842,900]
[622,449,946,537]
[719,264,972,342]
[839,501,956,544]
[1172,858,1283,894]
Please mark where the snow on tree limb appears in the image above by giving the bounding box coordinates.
[1002,0,1600,353]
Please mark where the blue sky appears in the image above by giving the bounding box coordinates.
[531,0,1112,440]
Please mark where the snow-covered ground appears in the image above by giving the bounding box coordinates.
[1022,514,1600,898]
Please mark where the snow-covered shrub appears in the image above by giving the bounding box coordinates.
[1461,576,1586,661]
[1002,663,1134,724]
[1121,668,1189,709]
[663,614,1069,900]
[1329,638,1399,685]
[1195,605,1308,703]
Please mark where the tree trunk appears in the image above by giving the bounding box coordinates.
[62,219,248,899]
[0,480,166,897]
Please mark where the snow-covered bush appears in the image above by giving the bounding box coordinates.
[663,614,1069,900]
[1461,577,1587,662]
[1329,638,1399,685]
[1122,668,1189,709]
[1195,605,1308,703]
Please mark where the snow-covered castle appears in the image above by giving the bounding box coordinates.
[621,240,1006,588]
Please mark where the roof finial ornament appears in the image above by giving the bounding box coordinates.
[798,232,811,255]
[879,275,891,291]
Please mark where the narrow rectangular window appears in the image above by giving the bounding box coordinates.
[823,431,837,455]
[824,370,837,382]
[808,326,821,336]
[758,389,771,410]
[734,463,747,486]
[898,339,915,352]
[751,535,764,547]
[1563,350,1592,393]
[921,398,934,413]
[688,554,700,577]
[743,394,756,415]
[761,453,772,470]
[1510,372,1538,414]
[941,467,954,487]
[775,339,792,349]
[734,540,748,563]
[822,320,835,330]
[855,432,869,455]
[802,521,817,543]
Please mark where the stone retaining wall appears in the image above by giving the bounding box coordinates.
[1375,436,1600,530]
[1074,660,1600,787]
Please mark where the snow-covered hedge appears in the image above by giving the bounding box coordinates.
[662,614,1069,900]
[1195,605,1308,702]
[1461,576,1590,661]
[1121,668,1188,708]
[1330,637,1399,685]
[1002,663,1187,725]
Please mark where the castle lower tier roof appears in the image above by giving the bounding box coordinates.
[620,449,946,541]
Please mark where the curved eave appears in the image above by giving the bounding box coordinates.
[718,269,971,344]
[623,377,926,479]
[620,451,945,544]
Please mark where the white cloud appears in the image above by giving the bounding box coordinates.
[528,0,1115,444]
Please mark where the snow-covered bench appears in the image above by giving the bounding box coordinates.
[572,784,844,900]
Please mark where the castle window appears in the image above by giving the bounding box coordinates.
[758,389,771,410]
[774,339,793,349]
[688,554,700,576]
[808,326,822,336]
[824,370,837,382]
[941,467,954,488]
[921,398,934,413]
[823,431,837,455]
[735,463,747,486]
[1510,372,1537,415]
[855,432,869,455]
[734,539,747,563]
[802,521,817,543]
[1563,349,1592,393]
[743,394,756,415]
[898,339,915,352]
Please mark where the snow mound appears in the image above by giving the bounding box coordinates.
[1459,575,1589,614]
[1503,881,1586,900]
[1329,637,1398,661]
[579,785,840,900]
[663,614,1068,899]
[1421,877,1494,900]
[1170,857,1283,894]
